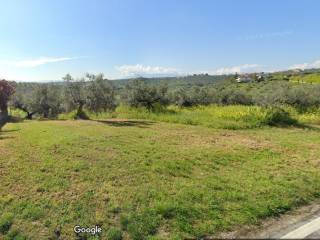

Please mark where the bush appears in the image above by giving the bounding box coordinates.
[264,107,298,126]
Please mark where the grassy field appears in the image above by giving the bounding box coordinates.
[1,119,320,239]
[59,105,320,129]
[290,73,320,84]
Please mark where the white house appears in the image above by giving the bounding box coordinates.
[236,75,253,83]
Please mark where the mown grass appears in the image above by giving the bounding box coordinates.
[1,120,320,239]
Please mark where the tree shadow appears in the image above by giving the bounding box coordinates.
[1,129,20,133]
[95,119,154,128]
[0,131,16,140]
[0,128,20,140]
[0,135,14,140]
[297,123,320,131]
[8,116,24,123]
[270,122,320,131]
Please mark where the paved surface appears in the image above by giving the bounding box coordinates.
[280,216,320,239]
[219,202,320,239]
[307,229,320,239]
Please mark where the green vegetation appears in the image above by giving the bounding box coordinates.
[1,68,319,130]
[89,105,271,129]
[290,73,320,84]
[1,69,320,239]
[107,227,123,240]
[1,119,320,239]
[0,213,14,234]
[0,80,15,130]
[58,104,320,130]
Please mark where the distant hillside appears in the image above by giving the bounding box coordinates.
[14,68,320,88]
[110,74,229,88]
[289,72,320,84]
[271,68,320,83]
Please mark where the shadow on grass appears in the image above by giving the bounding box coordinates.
[0,135,15,140]
[1,129,20,133]
[0,118,21,140]
[296,123,320,131]
[0,130,17,140]
[269,122,320,131]
[8,116,24,123]
[96,119,155,128]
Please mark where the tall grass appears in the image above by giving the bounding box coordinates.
[288,107,320,124]
[58,104,314,130]
[8,108,26,119]
[290,73,320,84]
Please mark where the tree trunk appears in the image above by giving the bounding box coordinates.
[75,103,88,120]
[76,104,83,118]
[26,112,36,120]
[0,107,9,131]
[43,111,49,119]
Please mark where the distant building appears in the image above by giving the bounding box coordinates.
[292,69,303,74]
[236,75,253,83]
[256,72,266,82]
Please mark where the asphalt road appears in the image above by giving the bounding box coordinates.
[280,216,320,239]
[307,229,320,239]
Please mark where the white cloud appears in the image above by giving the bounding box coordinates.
[116,64,179,76]
[289,60,320,70]
[209,64,262,75]
[0,57,76,68]
[115,63,265,77]
[238,30,293,40]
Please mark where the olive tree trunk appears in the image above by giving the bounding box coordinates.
[0,107,9,131]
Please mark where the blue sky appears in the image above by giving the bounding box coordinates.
[1,0,320,81]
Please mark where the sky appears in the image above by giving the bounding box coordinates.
[1,0,320,82]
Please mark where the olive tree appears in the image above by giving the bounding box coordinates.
[86,73,116,112]
[12,83,62,119]
[171,86,218,107]
[33,84,62,118]
[11,83,39,119]
[63,73,116,119]
[63,74,88,119]
[122,78,168,110]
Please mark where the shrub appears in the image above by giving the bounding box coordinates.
[264,107,298,126]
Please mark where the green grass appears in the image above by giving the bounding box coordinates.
[8,108,27,119]
[60,105,307,130]
[57,104,320,129]
[290,73,320,84]
[1,119,320,239]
